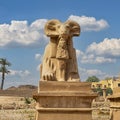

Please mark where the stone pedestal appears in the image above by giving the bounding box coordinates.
[107,94,120,120]
[33,81,97,120]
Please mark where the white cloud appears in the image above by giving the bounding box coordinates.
[9,69,30,77]
[87,38,120,57]
[75,49,114,80]
[76,49,84,56]
[0,15,109,48]
[76,49,116,64]
[94,57,116,63]
[75,38,119,81]
[76,38,120,64]
[35,53,43,71]
[36,64,41,71]
[5,69,37,89]
[35,53,43,61]
[81,55,116,64]
[0,19,48,48]
[79,67,109,80]
[68,15,109,32]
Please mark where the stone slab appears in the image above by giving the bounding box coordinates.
[34,91,97,97]
[33,91,97,108]
[39,81,92,92]
[36,108,92,120]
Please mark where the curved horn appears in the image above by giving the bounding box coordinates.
[65,20,80,36]
[44,19,61,37]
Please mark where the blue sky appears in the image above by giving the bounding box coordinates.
[0,0,120,88]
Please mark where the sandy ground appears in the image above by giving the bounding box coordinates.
[0,109,36,120]
[0,96,25,104]
[0,96,36,120]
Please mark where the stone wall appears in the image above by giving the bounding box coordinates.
[92,98,112,120]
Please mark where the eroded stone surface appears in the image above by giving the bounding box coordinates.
[92,98,111,120]
[40,19,80,82]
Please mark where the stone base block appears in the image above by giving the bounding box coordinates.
[36,108,92,120]
[33,91,96,108]
[39,81,92,92]
[33,81,97,120]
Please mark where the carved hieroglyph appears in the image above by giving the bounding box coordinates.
[40,19,80,81]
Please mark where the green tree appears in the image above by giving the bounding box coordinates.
[0,58,11,90]
[93,87,103,96]
[106,88,113,96]
[86,76,100,82]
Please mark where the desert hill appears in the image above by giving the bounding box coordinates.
[0,85,37,97]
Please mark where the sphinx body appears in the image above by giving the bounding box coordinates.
[40,19,80,82]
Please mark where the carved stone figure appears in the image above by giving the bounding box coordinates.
[40,19,80,81]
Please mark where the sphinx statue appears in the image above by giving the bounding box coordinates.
[40,19,80,82]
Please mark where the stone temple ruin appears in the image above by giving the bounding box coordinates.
[33,19,97,120]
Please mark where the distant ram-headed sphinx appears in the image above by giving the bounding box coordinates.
[40,19,80,82]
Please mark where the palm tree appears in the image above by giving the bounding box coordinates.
[0,58,11,90]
